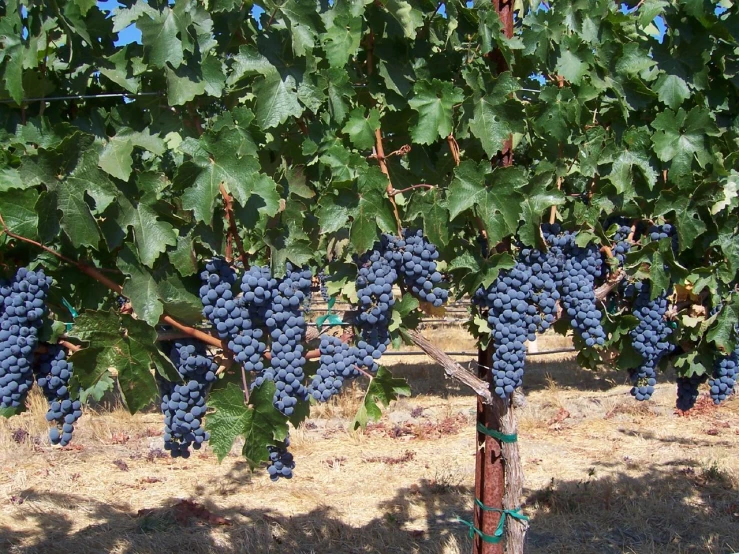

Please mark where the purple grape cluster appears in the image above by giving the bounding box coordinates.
[383,230,448,307]
[626,282,674,401]
[318,270,329,302]
[266,437,295,481]
[34,345,82,445]
[710,351,737,404]
[353,248,398,373]
[160,341,217,458]
[308,336,359,402]
[253,265,312,416]
[676,373,707,411]
[474,262,534,398]
[612,223,632,266]
[0,268,52,410]
[199,258,239,339]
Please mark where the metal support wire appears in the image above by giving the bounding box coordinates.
[0,91,163,104]
[382,348,575,358]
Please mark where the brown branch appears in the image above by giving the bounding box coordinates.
[594,270,625,301]
[219,183,248,267]
[58,340,81,353]
[374,129,403,236]
[354,365,374,380]
[403,329,493,404]
[0,213,229,352]
[389,184,436,196]
[265,6,279,30]
[600,245,614,259]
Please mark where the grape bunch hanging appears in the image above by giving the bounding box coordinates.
[190,230,450,479]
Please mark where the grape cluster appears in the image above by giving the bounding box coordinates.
[267,438,294,481]
[648,223,678,250]
[34,345,83,445]
[0,268,52,410]
[160,341,217,458]
[709,351,737,404]
[676,373,707,411]
[308,336,359,402]
[384,230,448,307]
[543,227,606,347]
[233,266,277,373]
[254,265,312,416]
[353,249,398,373]
[474,262,534,399]
[318,270,330,303]
[612,223,632,267]
[521,230,563,333]
[199,258,239,339]
[627,282,674,401]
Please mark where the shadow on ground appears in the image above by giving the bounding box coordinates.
[2,465,736,554]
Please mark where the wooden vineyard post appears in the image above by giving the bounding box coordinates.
[472,2,528,553]
[473,348,506,554]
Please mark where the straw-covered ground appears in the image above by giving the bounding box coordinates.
[0,328,737,554]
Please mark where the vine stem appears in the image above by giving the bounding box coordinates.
[374,128,403,236]
[58,340,80,353]
[365,28,402,237]
[367,144,411,161]
[0,212,228,350]
[219,183,249,268]
[389,184,436,196]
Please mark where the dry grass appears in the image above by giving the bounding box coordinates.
[1,329,738,554]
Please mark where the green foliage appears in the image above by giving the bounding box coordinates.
[1,0,738,463]
[352,367,412,430]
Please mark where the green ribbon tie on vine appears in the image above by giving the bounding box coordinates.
[477,422,518,443]
[455,498,529,544]
[62,297,78,332]
[316,297,343,330]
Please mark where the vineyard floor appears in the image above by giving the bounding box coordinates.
[0,331,737,554]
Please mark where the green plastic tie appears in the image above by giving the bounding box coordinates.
[477,422,518,443]
[455,499,529,544]
[62,297,78,319]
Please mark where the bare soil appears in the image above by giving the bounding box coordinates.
[0,330,737,554]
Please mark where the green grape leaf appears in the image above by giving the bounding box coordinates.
[242,381,290,469]
[0,168,24,192]
[206,380,252,462]
[408,80,465,145]
[116,245,164,327]
[342,108,382,150]
[651,107,719,183]
[254,73,304,129]
[138,7,184,69]
[382,0,423,38]
[706,301,739,353]
[654,73,691,110]
[115,197,177,268]
[68,311,178,413]
[448,161,525,244]
[323,13,362,68]
[0,8,24,103]
[98,138,134,182]
[608,150,658,192]
[353,367,411,430]
[0,189,39,239]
